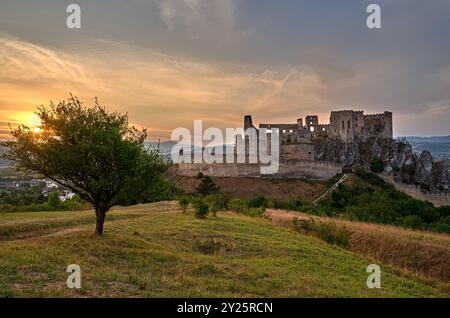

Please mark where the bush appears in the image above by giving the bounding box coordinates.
[228,198,248,213]
[248,195,268,208]
[286,167,450,235]
[205,194,229,216]
[427,216,450,234]
[370,157,385,173]
[398,215,424,229]
[288,197,328,216]
[47,191,60,209]
[267,199,277,209]
[177,195,191,213]
[227,198,265,217]
[194,238,235,255]
[196,175,220,196]
[292,217,351,248]
[192,197,209,219]
[436,205,450,217]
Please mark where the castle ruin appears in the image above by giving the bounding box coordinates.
[244,110,393,161]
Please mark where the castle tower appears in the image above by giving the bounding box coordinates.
[362,111,393,139]
[244,115,254,130]
[305,115,319,133]
[329,110,364,143]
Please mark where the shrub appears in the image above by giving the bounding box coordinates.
[288,197,328,216]
[194,238,235,255]
[436,205,450,217]
[370,157,385,173]
[227,198,265,217]
[428,216,450,234]
[47,191,60,209]
[196,175,220,195]
[288,197,310,211]
[267,199,277,209]
[398,215,424,229]
[292,217,351,248]
[228,198,248,213]
[177,195,191,213]
[248,195,268,208]
[205,194,229,216]
[192,197,209,219]
[316,222,351,248]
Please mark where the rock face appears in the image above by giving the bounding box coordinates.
[313,137,449,190]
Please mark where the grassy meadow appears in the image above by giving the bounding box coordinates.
[0,201,449,297]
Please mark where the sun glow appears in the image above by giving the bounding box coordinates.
[26,114,42,134]
[32,126,42,134]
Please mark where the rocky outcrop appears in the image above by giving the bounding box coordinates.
[313,137,449,190]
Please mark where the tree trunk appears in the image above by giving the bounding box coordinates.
[95,206,106,235]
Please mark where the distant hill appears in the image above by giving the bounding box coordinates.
[146,141,235,160]
[400,135,450,159]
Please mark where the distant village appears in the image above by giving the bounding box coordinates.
[0,175,75,202]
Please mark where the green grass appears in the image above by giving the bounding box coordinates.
[0,202,448,297]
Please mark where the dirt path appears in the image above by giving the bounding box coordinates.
[0,203,182,243]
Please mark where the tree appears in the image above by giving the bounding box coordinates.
[2,96,166,235]
[195,175,220,196]
[47,191,60,209]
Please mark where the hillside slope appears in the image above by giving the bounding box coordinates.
[0,202,448,297]
[267,209,450,281]
[169,175,326,201]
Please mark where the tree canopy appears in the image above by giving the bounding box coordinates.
[2,96,167,235]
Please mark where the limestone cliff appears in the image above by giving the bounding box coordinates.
[313,137,449,190]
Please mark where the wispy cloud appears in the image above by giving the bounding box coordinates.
[156,0,246,42]
[0,35,329,140]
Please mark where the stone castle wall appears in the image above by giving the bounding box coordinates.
[176,160,343,180]
[280,143,314,161]
[380,175,450,207]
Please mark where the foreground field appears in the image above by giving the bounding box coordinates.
[0,202,448,297]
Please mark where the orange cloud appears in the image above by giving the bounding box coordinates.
[0,34,335,140]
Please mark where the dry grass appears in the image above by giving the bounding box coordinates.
[1,202,448,297]
[266,209,450,282]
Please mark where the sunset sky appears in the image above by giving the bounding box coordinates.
[1,0,449,140]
